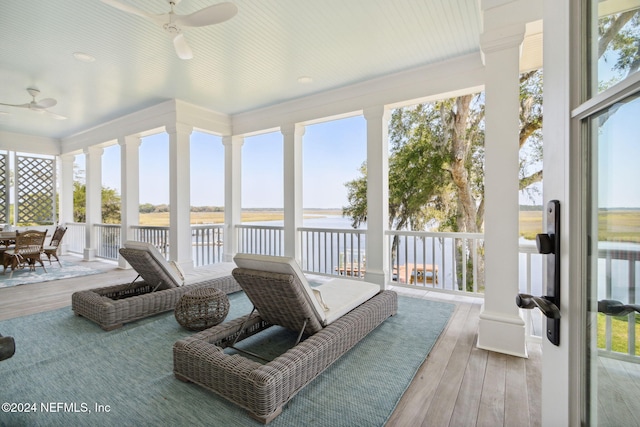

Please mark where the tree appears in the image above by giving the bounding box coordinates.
[598,11,640,84]
[344,70,543,234]
[139,203,156,214]
[343,71,544,291]
[73,182,121,223]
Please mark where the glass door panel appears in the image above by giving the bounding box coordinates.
[590,2,640,95]
[585,91,640,426]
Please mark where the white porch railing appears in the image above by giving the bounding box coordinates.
[95,223,121,260]
[387,230,484,293]
[65,222,86,255]
[192,224,225,266]
[67,222,640,351]
[236,224,284,256]
[132,225,170,258]
[597,245,640,362]
[299,227,366,276]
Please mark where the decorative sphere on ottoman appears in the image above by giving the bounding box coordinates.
[175,287,230,331]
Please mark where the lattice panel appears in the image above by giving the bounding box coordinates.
[17,156,55,224]
[0,154,7,223]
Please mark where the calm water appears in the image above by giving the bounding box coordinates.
[244,215,546,294]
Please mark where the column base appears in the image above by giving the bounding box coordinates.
[117,256,130,269]
[364,269,388,288]
[477,307,528,358]
[83,248,96,261]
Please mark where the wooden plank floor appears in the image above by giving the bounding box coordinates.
[0,256,542,426]
[386,287,542,427]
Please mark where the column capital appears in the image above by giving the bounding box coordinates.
[165,122,193,136]
[83,146,104,156]
[60,153,75,163]
[222,135,245,148]
[118,134,142,148]
[480,23,526,55]
[280,123,305,138]
[362,105,390,122]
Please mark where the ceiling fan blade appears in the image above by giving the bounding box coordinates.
[35,98,57,109]
[175,2,238,27]
[0,102,30,108]
[173,33,193,60]
[100,0,161,21]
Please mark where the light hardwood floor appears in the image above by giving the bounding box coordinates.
[0,255,542,426]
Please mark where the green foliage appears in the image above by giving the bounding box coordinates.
[73,182,121,223]
[343,70,544,236]
[73,182,86,222]
[597,11,640,89]
[343,163,368,228]
[101,187,121,224]
[139,203,156,214]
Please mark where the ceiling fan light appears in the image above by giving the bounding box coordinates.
[73,52,96,63]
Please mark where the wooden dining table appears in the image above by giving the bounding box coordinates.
[0,231,16,247]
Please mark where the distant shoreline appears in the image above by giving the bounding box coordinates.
[140,209,343,226]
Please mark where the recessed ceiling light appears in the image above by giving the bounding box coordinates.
[297,76,313,84]
[73,52,96,63]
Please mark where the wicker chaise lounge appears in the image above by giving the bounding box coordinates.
[72,241,241,330]
[173,253,397,423]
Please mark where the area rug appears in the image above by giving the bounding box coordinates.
[0,292,454,427]
[0,260,103,288]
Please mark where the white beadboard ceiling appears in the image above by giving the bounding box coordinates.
[0,0,538,140]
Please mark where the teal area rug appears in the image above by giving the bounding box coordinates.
[0,260,103,288]
[0,292,454,427]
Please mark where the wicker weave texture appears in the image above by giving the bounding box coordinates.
[173,289,397,423]
[72,275,240,331]
[118,247,178,291]
[232,268,324,335]
[175,287,230,331]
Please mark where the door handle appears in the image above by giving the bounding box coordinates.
[516,293,561,319]
[598,299,640,316]
[515,200,561,346]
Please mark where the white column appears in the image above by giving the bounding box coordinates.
[118,135,141,269]
[58,154,75,255]
[222,135,243,262]
[83,146,103,261]
[167,123,193,269]
[282,123,305,261]
[476,23,527,357]
[363,106,390,287]
[58,154,74,225]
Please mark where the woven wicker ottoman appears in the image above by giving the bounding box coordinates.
[72,276,240,331]
[175,287,230,330]
[72,241,241,331]
[173,290,397,423]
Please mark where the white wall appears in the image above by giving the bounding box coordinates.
[0,131,60,155]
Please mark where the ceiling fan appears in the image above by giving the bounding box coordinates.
[0,88,67,120]
[101,0,238,60]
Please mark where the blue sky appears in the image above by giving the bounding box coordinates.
[83,111,551,209]
[95,115,367,209]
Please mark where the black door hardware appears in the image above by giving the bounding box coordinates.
[516,199,561,346]
[598,300,640,316]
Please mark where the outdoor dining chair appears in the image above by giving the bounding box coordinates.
[44,226,67,267]
[2,229,48,277]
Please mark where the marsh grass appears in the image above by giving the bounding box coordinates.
[519,209,640,243]
[139,209,343,226]
[139,208,640,243]
[597,313,640,354]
